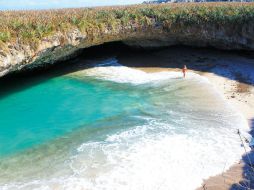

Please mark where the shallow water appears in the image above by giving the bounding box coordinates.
[0,58,249,190]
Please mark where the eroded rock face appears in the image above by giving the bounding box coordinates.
[124,22,254,50]
[0,30,87,77]
[0,21,253,77]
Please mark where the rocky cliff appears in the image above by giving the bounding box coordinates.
[0,3,254,77]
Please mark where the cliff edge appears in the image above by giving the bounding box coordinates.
[0,3,254,77]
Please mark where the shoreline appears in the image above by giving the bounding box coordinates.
[198,70,254,190]
[1,44,253,189]
[134,62,254,189]
[83,45,254,189]
[137,66,254,125]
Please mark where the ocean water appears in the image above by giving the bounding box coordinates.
[0,58,249,190]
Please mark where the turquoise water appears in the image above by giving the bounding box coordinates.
[0,76,147,156]
[0,59,249,190]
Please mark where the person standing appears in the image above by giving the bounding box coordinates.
[182,65,187,78]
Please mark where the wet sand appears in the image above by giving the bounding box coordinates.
[138,66,254,190]
[118,47,254,190]
[137,67,254,123]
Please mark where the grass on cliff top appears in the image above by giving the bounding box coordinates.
[0,2,254,47]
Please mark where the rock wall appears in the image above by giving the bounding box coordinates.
[0,19,254,77]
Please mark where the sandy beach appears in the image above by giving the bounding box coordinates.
[197,69,254,189]
[139,67,254,190]
[122,47,254,190]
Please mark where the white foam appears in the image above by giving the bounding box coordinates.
[70,58,207,85]
[66,61,250,189]
[3,118,248,190]
[1,59,250,190]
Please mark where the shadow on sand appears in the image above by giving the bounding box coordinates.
[230,119,254,190]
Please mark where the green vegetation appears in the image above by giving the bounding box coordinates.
[0,3,254,46]
[0,32,11,42]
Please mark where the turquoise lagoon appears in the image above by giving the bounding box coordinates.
[0,59,249,190]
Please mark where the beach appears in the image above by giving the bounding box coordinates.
[198,68,254,189]
[0,45,253,190]
[76,45,254,189]
[0,1,254,189]
[129,47,254,190]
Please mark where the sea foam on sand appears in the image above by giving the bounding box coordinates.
[1,59,250,190]
[71,58,206,85]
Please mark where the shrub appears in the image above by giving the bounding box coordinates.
[0,2,253,46]
[0,32,11,42]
